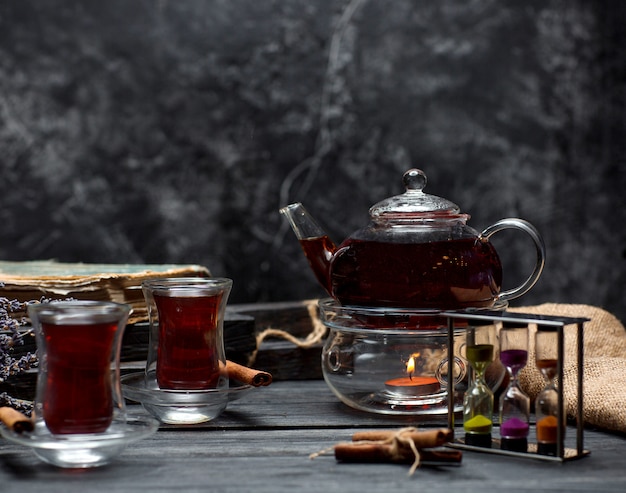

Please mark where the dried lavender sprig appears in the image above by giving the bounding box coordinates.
[0,287,77,412]
[0,392,33,415]
[0,286,44,410]
[0,351,38,383]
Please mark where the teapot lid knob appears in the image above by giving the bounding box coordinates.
[403,168,427,191]
[369,168,461,219]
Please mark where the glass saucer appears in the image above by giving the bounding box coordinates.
[121,372,253,425]
[0,416,159,468]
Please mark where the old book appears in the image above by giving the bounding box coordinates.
[0,260,210,324]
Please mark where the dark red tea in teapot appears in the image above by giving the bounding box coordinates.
[301,235,502,310]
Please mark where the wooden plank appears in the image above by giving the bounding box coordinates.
[230,299,319,337]
[1,381,625,493]
[231,300,324,379]
[0,313,257,401]
[1,300,322,402]
[119,312,257,364]
[1,312,256,363]
[155,380,430,430]
[252,341,323,381]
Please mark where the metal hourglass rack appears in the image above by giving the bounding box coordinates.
[443,309,590,462]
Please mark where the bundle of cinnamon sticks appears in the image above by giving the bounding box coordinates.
[328,427,461,475]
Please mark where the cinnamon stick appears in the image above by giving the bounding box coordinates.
[0,406,34,433]
[334,442,462,465]
[224,360,272,387]
[352,428,453,448]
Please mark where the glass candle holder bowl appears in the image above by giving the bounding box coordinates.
[318,299,507,416]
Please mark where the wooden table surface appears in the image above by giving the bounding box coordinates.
[1,379,625,493]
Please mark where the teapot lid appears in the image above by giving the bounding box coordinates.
[369,169,462,220]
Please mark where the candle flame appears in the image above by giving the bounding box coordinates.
[406,353,420,380]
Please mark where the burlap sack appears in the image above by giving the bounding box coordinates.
[510,303,626,433]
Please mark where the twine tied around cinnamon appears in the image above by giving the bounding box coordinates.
[310,427,456,476]
[355,427,423,476]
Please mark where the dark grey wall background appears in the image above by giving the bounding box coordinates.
[1,0,625,323]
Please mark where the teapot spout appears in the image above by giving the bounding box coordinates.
[279,202,336,296]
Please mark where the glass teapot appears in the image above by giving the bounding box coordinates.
[280,168,545,310]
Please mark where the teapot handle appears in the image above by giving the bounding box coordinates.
[479,218,546,303]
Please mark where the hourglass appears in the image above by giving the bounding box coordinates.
[535,325,562,456]
[463,323,496,448]
[498,322,530,452]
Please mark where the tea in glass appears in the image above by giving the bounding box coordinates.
[28,301,131,435]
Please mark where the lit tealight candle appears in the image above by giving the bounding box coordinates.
[384,353,441,396]
[385,376,441,396]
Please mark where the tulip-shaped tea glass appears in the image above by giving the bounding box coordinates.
[140,277,232,424]
[12,301,159,468]
[498,322,530,452]
[535,325,563,456]
[462,323,496,448]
